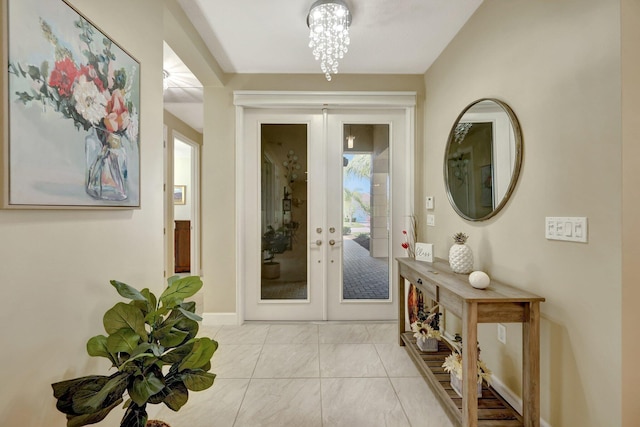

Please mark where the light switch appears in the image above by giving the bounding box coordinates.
[564,222,572,237]
[426,196,434,210]
[426,214,435,226]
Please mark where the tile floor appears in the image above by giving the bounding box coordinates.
[151,322,453,427]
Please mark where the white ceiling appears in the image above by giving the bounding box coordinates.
[163,0,484,131]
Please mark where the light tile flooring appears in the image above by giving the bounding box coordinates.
[151,322,453,427]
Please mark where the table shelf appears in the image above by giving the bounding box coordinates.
[401,332,523,427]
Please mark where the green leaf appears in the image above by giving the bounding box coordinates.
[129,342,154,358]
[160,341,194,365]
[71,372,129,415]
[178,338,218,372]
[121,402,148,427]
[40,61,49,80]
[52,376,107,414]
[159,276,202,308]
[27,65,41,81]
[110,280,147,301]
[181,370,216,391]
[106,328,140,354]
[86,335,117,366]
[129,373,165,407]
[141,288,157,310]
[103,302,148,341]
[177,307,203,322]
[159,327,189,348]
[161,381,189,411]
[66,398,122,427]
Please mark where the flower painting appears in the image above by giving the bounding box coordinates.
[5,0,140,207]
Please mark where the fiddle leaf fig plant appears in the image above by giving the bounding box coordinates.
[52,276,218,427]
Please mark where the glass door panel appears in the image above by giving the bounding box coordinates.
[342,124,390,300]
[260,124,308,300]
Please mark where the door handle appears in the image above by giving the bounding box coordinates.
[329,239,342,247]
[311,239,323,247]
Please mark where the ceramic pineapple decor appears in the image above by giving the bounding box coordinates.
[449,232,474,274]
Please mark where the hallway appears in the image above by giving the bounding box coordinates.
[151,322,452,427]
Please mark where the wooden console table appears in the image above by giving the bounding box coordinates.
[397,257,545,427]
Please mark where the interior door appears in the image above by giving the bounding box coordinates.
[241,107,411,321]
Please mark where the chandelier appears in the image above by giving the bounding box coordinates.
[307,0,352,81]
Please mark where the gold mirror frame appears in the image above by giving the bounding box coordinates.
[443,98,523,222]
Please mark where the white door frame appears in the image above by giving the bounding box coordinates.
[235,91,416,323]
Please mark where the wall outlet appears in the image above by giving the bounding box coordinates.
[497,323,507,344]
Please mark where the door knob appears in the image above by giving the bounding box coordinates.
[329,239,336,246]
[329,227,336,233]
[316,227,322,234]
[316,239,322,246]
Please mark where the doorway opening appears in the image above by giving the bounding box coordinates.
[173,134,200,277]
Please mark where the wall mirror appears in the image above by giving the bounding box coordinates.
[444,98,522,221]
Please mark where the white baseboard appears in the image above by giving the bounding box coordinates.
[442,332,551,427]
[203,312,239,326]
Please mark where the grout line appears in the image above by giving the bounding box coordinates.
[388,377,414,427]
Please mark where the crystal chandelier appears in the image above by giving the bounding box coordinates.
[307,0,352,81]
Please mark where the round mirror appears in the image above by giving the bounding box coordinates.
[444,98,522,221]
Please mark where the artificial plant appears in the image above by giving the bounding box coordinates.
[52,276,217,427]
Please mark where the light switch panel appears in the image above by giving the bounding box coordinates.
[545,217,587,243]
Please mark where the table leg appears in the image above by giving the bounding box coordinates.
[523,301,541,427]
[398,272,406,346]
[462,301,478,427]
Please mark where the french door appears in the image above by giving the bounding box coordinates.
[237,93,415,321]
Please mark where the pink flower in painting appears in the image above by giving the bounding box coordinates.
[78,64,105,92]
[48,57,78,97]
[104,89,130,133]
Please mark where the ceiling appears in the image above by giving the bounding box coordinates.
[163,0,484,132]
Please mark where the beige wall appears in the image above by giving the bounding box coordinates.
[0,0,164,425]
[423,1,622,426]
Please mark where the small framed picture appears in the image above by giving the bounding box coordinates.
[174,185,186,205]
[282,198,292,212]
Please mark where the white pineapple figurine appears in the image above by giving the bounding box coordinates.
[449,232,474,274]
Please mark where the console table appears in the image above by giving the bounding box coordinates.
[397,257,545,427]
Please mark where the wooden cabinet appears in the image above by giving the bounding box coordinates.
[397,257,545,427]
[174,220,190,273]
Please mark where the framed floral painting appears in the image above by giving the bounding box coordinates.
[2,0,140,208]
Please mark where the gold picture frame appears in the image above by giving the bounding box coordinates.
[173,185,186,205]
[2,0,141,209]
